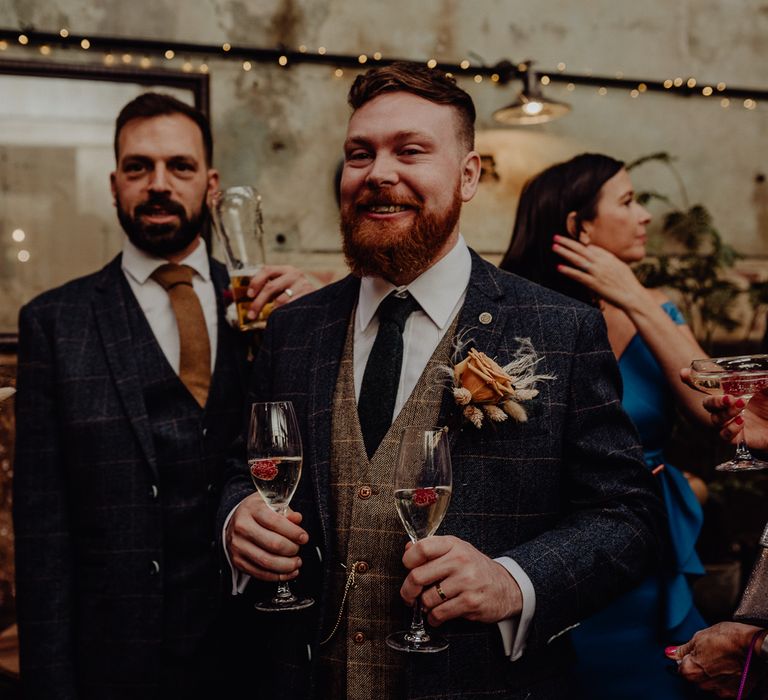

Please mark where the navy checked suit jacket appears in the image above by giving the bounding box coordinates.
[220,251,666,699]
[13,254,250,699]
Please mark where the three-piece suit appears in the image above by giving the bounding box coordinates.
[220,251,665,699]
[14,255,250,699]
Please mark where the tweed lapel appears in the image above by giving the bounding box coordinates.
[307,275,361,548]
[437,250,516,440]
[92,256,158,477]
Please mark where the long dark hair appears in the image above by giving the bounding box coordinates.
[499,153,624,305]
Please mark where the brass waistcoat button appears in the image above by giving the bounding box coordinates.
[354,561,369,574]
[352,631,366,644]
[358,485,372,499]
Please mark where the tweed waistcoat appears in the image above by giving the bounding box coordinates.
[124,285,245,659]
[317,310,459,699]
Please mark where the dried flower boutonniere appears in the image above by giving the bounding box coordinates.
[449,338,554,428]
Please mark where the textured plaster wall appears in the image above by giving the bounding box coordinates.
[0,0,767,279]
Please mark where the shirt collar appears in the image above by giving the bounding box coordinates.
[121,235,211,285]
[357,235,472,333]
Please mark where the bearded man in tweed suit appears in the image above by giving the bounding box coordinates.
[221,62,665,699]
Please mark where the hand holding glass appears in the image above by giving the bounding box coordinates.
[386,426,452,653]
[210,185,271,331]
[247,401,314,611]
[689,354,768,471]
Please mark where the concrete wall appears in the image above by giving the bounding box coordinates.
[0,0,766,318]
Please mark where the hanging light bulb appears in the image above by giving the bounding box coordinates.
[493,61,571,125]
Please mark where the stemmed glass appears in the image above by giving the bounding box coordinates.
[689,354,768,471]
[386,426,452,653]
[247,401,314,611]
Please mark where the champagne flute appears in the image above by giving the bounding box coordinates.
[386,426,452,653]
[689,354,768,471]
[247,401,314,611]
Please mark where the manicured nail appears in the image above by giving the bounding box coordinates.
[553,234,562,241]
[735,398,746,409]
[664,646,678,659]
[735,415,744,425]
[557,264,565,271]
[723,395,731,406]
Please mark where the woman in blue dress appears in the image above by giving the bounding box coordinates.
[500,153,710,698]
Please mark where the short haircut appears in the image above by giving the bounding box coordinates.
[347,61,476,152]
[114,92,213,165]
[499,153,624,305]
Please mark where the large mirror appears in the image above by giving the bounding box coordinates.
[0,59,209,338]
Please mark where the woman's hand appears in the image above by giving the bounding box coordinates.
[552,234,644,310]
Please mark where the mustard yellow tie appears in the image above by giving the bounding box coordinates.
[151,263,211,407]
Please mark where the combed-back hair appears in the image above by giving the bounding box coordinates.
[114,92,213,165]
[347,61,476,152]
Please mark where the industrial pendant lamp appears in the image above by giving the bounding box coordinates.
[493,61,571,125]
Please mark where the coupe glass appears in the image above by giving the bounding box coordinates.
[689,354,768,471]
[386,426,452,653]
[247,401,314,611]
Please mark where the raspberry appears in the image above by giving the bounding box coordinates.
[413,487,437,507]
[250,459,278,481]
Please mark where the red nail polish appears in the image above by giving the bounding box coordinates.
[723,395,731,407]
[736,415,744,425]
[735,398,746,409]
[664,646,678,659]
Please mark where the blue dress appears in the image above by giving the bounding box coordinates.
[571,302,707,699]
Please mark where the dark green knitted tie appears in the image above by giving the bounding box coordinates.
[358,292,421,459]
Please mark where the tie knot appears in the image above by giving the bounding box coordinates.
[151,263,195,291]
[377,292,420,333]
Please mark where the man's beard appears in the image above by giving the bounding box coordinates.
[340,185,462,282]
[116,193,207,257]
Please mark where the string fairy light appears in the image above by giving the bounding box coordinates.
[0,27,763,109]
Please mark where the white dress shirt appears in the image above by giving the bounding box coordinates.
[121,236,218,372]
[227,235,535,661]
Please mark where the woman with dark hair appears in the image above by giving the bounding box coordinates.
[501,153,710,698]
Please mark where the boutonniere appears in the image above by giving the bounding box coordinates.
[221,288,239,329]
[448,338,554,429]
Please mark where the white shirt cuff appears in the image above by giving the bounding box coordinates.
[494,556,536,661]
[223,503,251,595]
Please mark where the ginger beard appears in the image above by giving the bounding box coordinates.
[341,183,462,282]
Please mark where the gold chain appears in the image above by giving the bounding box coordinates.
[319,561,361,646]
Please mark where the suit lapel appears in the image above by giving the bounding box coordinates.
[307,275,360,549]
[438,251,514,441]
[92,257,158,477]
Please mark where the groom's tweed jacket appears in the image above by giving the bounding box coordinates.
[219,251,666,699]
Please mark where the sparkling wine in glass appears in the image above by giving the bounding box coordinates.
[689,354,768,472]
[247,401,314,611]
[386,426,452,653]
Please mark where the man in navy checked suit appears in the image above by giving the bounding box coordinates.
[13,93,312,699]
[222,63,666,698]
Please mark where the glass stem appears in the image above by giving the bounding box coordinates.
[272,502,296,603]
[406,602,430,644]
[275,580,295,601]
[735,412,754,462]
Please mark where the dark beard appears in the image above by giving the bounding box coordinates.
[340,186,462,282]
[116,193,207,257]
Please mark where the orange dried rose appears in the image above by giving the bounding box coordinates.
[454,348,515,404]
